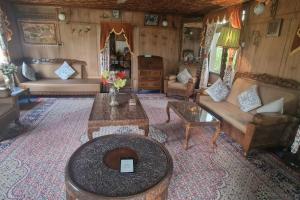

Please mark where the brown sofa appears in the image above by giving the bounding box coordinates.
[15,58,100,95]
[197,72,300,156]
[164,63,199,100]
[0,87,19,130]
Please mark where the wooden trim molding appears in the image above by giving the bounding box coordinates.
[235,72,300,90]
[25,58,87,66]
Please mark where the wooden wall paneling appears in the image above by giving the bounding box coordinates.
[59,22,99,78]
[239,0,300,82]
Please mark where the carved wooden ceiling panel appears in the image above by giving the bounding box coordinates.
[8,0,247,16]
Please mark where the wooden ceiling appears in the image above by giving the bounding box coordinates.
[8,0,247,16]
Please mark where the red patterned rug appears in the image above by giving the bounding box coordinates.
[0,94,299,200]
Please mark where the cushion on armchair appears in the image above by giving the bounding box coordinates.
[177,68,192,84]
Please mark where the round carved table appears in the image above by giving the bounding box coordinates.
[65,134,173,200]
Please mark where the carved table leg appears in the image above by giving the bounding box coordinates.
[184,124,191,150]
[87,128,94,141]
[140,124,150,137]
[166,104,170,123]
[211,122,221,148]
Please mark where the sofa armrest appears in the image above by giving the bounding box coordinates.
[165,75,177,81]
[252,113,293,126]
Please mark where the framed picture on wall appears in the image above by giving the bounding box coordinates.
[19,20,58,44]
[266,18,282,37]
[144,14,160,26]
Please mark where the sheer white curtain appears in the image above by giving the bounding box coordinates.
[100,42,110,75]
[0,6,11,64]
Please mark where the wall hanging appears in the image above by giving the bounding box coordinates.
[18,20,57,45]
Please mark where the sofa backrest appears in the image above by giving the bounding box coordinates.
[227,77,300,116]
[31,62,83,79]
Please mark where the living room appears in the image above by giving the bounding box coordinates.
[0,0,299,199]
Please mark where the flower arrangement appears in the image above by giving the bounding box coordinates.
[0,63,17,76]
[100,70,127,90]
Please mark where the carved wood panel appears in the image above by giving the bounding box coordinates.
[9,0,246,16]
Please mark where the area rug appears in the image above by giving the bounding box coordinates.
[0,94,299,200]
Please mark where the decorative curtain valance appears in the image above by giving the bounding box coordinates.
[203,5,242,29]
[100,22,133,53]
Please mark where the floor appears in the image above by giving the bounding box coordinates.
[0,94,299,200]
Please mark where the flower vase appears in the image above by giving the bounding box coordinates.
[4,74,15,91]
[109,87,119,106]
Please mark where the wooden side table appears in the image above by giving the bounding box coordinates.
[11,87,31,103]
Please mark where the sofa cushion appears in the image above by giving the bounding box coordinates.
[55,61,75,80]
[256,98,284,114]
[22,62,36,81]
[227,78,299,116]
[237,85,262,112]
[19,79,100,93]
[205,78,229,102]
[177,68,192,84]
[29,63,82,80]
[200,95,254,132]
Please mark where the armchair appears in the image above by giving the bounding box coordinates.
[164,64,199,101]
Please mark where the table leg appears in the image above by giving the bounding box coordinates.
[211,122,221,147]
[27,90,31,103]
[87,128,94,141]
[140,124,149,137]
[166,104,170,123]
[184,124,191,150]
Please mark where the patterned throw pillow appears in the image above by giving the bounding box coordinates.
[256,98,284,114]
[22,62,36,81]
[55,61,75,80]
[177,68,192,84]
[238,85,262,112]
[205,78,229,102]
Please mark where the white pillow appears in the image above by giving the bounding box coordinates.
[256,98,284,114]
[22,62,36,81]
[238,85,262,112]
[177,68,192,84]
[55,61,75,80]
[205,78,229,102]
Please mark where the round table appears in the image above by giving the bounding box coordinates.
[65,134,173,200]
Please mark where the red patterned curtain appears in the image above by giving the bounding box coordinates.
[100,22,133,53]
[203,5,242,29]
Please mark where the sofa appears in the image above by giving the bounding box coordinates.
[15,58,100,95]
[0,86,19,130]
[197,72,300,156]
[164,63,199,100]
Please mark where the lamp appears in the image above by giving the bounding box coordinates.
[217,27,240,49]
[216,27,240,86]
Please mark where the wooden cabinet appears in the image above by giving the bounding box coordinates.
[138,55,163,92]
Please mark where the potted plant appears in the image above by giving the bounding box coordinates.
[100,70,127,106]
[0,63,17,91]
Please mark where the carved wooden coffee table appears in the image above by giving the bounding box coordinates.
[88,93,149,141]
[166,101,220,150]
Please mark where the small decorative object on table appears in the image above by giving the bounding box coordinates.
[0,63,17,91]
[100,70,127,106]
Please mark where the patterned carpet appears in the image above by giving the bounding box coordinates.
[0,94,299,200]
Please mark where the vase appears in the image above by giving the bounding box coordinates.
[109,87,119,106]
[3,74,15,91]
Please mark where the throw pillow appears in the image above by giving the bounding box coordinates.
[55,61,75,80]
[205,78,229,102]
[238,85,262,112]
[177,68,192,84]
[256,98,284,114]
[22,62,36,81]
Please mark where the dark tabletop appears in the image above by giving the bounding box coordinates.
[66,134,173,197]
